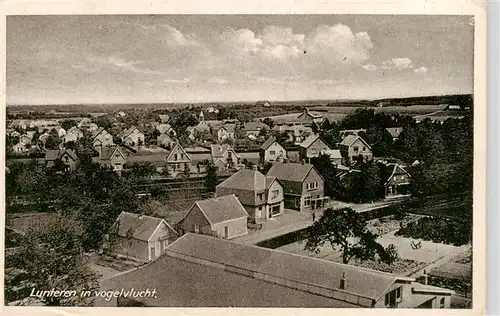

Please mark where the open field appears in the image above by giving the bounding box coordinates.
[258,104,465,123]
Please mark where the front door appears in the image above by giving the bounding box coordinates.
[224,226,229,239]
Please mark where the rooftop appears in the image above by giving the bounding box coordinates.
[166,234,413,302]
[299,134,322,148]
[99,255,356,307]
[267,162,316,183]
[113,211,165,242]
[217,168,268,192]
[260,136,277,150]
[193,194,249,224]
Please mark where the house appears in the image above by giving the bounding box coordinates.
[267,162,327,211]
[18,134,32,145]
[243,121,268,138]
[54,126,66,138]
[158,114,170,123]
[12,142,29,154]
[164,142,192,177]
[339,129,367,138]
[296,109,323,126]
[91,127,115,149]
[299,134,331,161]
[38,132,51,146]
[156,124,176,136]
[339,135,373,164]
[321,149,343,166]
[157,133,176,149]
[125,143,192,177]
[99,233,454,308]
[380,163,412,197]
[210,144,239,171]
[107,212,178,262]
[98,146,128,173]
[272,122,312,145]
[62,127,84,143]
[216,124,236,142]
[260,136,287,164]
[177,194,249,239]
[446,105,461,110]
[117,111,127,117]
[77,118,99,133]
[215,166,284,223]
[386,127,404,141]
[31,119,59,131]
[45,149,78,171]
[118,126,145,147]
[10,131,21,138]
[256,100,271,107]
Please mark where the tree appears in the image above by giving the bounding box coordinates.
[262,118,274,129]
[348,162,383,203]
[60,119,76,131]
[310,154,341,198]
[170,111,198,136]
[205,164,218,192]
[303,208,398,264]
[45,134,61,150]
[5,216,99,306]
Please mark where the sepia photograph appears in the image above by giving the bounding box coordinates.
[2,12,481,310]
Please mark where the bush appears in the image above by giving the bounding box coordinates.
[395,217,471,246]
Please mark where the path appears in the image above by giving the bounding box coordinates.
[405,245,471,278]
[413,109,444,120]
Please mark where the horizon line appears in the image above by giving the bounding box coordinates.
[6,93,473,107]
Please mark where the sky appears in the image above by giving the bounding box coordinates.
[7,15,474,105]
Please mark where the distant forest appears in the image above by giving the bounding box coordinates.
[7,94,473,114]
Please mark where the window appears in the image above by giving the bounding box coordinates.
[272,189,279,199]
[114,163,122,171]
[304,196,311,206]
[163,239,169,250]
[270,150,276,155]
[174,154,178,161]
[311,148,317,154]
[307,182,318,190]
[385,287,402,307]
[440,298,445,308]
[353,146,359,152]
[362,146,366,152]
[257,193,264,201]
[193,224,200,234]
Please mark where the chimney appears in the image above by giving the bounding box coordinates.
[339,272,347,290]
[422,270,428,285]
[252,165,258,171]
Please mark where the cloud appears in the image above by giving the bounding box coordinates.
[258,25,305,46]
[381,57,413,70]
[414,66,428,73]
[304,24,373,65]
[28,21,377,87]
[362,64,378,71]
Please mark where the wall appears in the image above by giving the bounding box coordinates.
[306,138,330,158]
[150,222,178,248]
[111,237,149,261]
[264,143,286,162]
[212,217,248,239]
[178,205,212,235]
[215,187,259,207]
[300,169,324,211]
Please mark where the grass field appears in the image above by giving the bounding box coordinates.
[259,104,463,123]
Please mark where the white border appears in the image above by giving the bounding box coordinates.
[0,1,487,316]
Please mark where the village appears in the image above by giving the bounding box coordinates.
[4,98,473,308]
